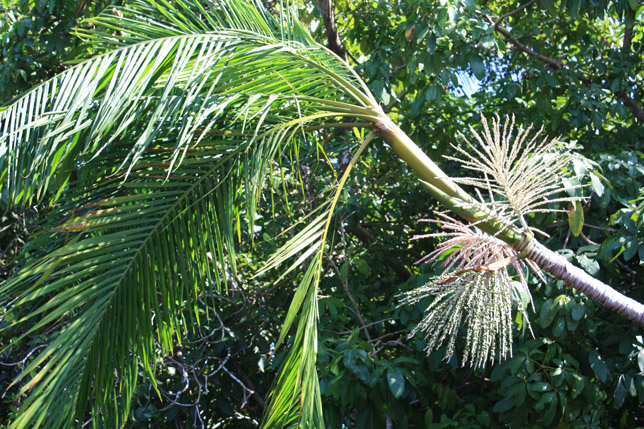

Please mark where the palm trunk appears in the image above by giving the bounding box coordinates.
[374,114,644,327]
[523,240,644,325]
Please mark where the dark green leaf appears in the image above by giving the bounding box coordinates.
[471,57,486,80]
[353,364,370,384]
[589,350,609,383]
[424,409,433,427]
[355,258,372,276]
[552,317,566,337]
[492,397,514,413]
[624,238,639,261]
[340,261,349,283]
[576,254,600,275]
[613,377,628,408]
[386,367,405,399]
[532,381,552,392]
[539,299,555,328]
[426,32,436,54]
[571,301,585,321]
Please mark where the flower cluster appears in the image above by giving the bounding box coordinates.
[403,115,579,368]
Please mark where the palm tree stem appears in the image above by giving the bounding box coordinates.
[420,181,525,247]
[523,240,644,326]
[375,116,644,327]
[374,113,471,202]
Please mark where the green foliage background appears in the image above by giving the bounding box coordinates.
[1,0,643,427]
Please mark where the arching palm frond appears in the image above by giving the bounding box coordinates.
[4,138,245,427]
[0,0,377,206]
[0,1,381,427]
[258,134,373,427]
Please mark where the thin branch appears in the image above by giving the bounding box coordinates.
[0,344,48,367]
[493,24,564,69]
[614,90,644,123]
[390,64,406,76]
[579,231,598,246]
[231,361,266,410]
[383,89,407,114]
[0,221,16,234]
[546,220,617,233]
[615,259,638,290]
[326,252,372,342]
[493,0,538,28]
[369,329,407,344]
[487,5,644,123]
[0,234,21,261]
[372,340,413,356]
[324,318,394,335]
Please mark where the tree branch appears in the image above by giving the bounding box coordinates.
[615,90,644,123]
[493,25,564,69]
[489,6,644,123]
[493,0,538,28]
[622,7,635,53]
[314,0,348,62]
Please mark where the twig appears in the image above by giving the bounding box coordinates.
[326,255,371,342]
[493,0,538,28]
[545,220,617,233]
[222,366,255,409]
[579,231,598,246]
[337,222,372,341]
[211,412,259,428]
[372,340,413,356]
[0,234,21,261]
[614,259,638,289]
[370,329,407,345]
[323,318,394,335]
[0,221,16,234]
[0,344,48,367]
[231,362,266,410]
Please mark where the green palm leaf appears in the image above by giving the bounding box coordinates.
[0,1,382,427]
[4,139,247,426]
[0,0,377,206]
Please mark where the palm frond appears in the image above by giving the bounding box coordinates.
[2,136,251,427]
[260,134,374,428]
[0,0,378,206]
[0,1,383,427]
